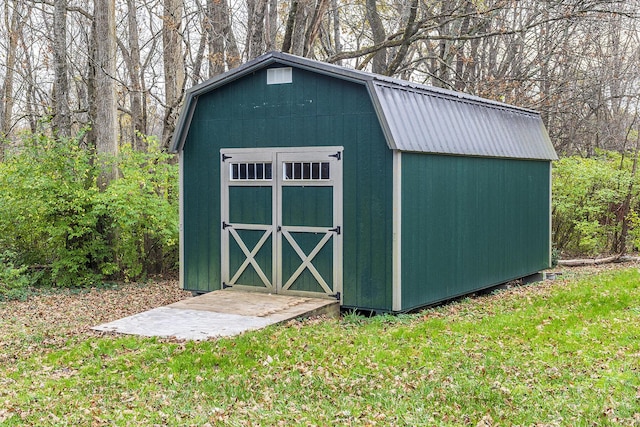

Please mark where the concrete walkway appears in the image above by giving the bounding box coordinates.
[92,290,339,340]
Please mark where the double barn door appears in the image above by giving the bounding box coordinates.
[220,147,343,300]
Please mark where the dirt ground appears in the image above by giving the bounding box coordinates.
[0,279,191,361]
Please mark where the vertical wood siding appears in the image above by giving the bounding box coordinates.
[400,153,551,310]
[181,66,393,310]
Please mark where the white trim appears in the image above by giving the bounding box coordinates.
[392,150,402,311]
[179,152,185,289]
[267,67,293,85]
[228,228,273,289]
[219,147,343,302]
[281,230,333,294]
[276,148,343,301]
[220,150,275,290]
[222,146,343,154]
[336,150,343,304]
[220,152,228,290]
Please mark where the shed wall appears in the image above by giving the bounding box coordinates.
[181,66,394,311]
[400,153,551,310]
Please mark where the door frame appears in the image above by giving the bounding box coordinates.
[220,146,343,302]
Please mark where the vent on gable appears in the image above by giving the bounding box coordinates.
[267,67,293,85]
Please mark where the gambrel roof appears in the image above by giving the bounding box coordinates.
[170,51,557,161]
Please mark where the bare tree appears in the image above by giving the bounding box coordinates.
[266,0,278,51]
[245,0,267,59]
[162,0,185,149]
[203,0,240,77]
[281,0,331,57]
[53,0,71,138]
[1,0,25,154]
[0,0,637,164]
[92,0,118,186]
[329,0,342,62]
[120,0,146,149]
[365,0,387,74]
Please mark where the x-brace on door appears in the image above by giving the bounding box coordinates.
[220,147,343,301]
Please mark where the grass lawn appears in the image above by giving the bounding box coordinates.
[1,268,639,426]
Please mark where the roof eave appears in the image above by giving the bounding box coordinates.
[366,80,398,150]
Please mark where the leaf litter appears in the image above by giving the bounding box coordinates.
[0,278,190,361]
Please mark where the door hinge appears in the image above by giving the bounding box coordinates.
[222,153,232,162]
[277,225,282,232]
[222,282,233,289]
[329,226,341,235]
[222,221,231,229]
[329,151,341,161]
[330,291,341,301]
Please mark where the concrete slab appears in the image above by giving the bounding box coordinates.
[92,290,339,340]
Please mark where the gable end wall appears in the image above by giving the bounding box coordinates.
[181,65,394,311]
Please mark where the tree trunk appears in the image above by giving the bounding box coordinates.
[246,0,267,59]
[207,0,240,76]
[453,1,472,91]
[126,0,146,150]
[290,0,310,56]
[303,0,329,57]
[365,0,386,74]
[282,0,298,53]
[206,0,225,76]
[384,0,418,76]
[92,0,118,187]
[557,254,621,267]
[1,0,22,155]
[162,0,185,150]
[18,20,37,135]
[266,0,278,51]
[53,0,71,138]
[331,0,341,64]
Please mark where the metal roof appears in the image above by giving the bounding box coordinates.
[370,81,557,160]
[170,52,557,161]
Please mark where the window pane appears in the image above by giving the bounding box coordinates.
[303,163,311,180]
[311,163,320,179]
[321,162,330,179]
[230,162,272,181]
[294,162,302,179]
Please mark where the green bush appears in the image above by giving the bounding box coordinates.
[0,250,38,300]
[0,131,178,291]
[552,151,637,256]
[96,137,178,280]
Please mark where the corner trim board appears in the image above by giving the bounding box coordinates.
[178,152,185,289]
[392,150,402,311]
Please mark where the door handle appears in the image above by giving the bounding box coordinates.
[329,226,341,235]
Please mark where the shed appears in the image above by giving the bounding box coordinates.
[170,51,558,313]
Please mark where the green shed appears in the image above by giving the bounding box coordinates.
[170,52,558,313]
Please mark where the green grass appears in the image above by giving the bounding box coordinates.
[1,269,639,426]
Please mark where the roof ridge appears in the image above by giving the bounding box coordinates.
[370,78,539,116]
